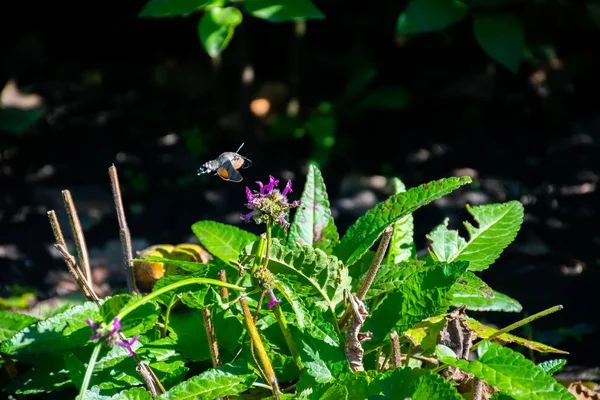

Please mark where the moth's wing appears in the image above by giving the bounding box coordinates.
[241,156,252,169]
[217,160,243,182]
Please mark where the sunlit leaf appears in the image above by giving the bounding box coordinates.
[538,359,567,376]
[396,0,469,35]
[450,271,522,312]
[198,7,243,58]
[335,176,471,266]
[243,0,324,22]
[437,342,575,400]
[427,200,524,271]
[288,163,339,254]
[0,311,38,342]
[191,220,258,267]
[386,178,417,263]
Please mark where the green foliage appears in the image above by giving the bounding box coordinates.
[335,176,472,266]
[474,13,525,73]
[427,201,524,272]
[288,163,339,254]
[437,342,575,400]
[198,7,243,58]
[1,165,570,399]
[396,0,469,35]
[243,0,324,22]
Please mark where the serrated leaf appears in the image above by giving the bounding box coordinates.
[239,239,351,314]
[427,200,524,272]
[158,361,256,399]
[302,341,334,384]
[100,294,160,337]
[191,220,258,267]
[288,163,339,254]
[85,386,154,400]
[198,7,242,58]
[386,178,416,263]
[0,301,100,357]
[320,383,349,399]
[396,0,469,35]
[243,0,324,22]
[474,13,525,73]
[412,372,463,400]
[466,317,569,354]
[138,0,220,17]
[335,176,471,266]
[378,367,429,398]
[437,342,575,400]
[538,359,567,376]
[403,315,446,353]
[450,271,523,312]
[364,261,469,344]
[0,311,38,341]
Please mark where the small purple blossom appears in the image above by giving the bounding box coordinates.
[84,317,138,357]
[282,180,293,196]
[117,335,139,357]
[267,289,282,309]
[241,175,300,230]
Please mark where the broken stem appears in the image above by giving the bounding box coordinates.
[61,190,92,285]
[109,165,138,294]
[339,226,393,329]
[240,296,280,398]
[470,305,564,352]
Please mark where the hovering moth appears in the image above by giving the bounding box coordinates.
[197,143,252,182]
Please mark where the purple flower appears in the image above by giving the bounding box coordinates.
[282,180,293,196]
[241,175,300,230]
[110,318,121,335]
[267,289,282,309]
[117,335,139,357]
[86,319,100,341]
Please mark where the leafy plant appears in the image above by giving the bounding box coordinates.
[0,164,574,399]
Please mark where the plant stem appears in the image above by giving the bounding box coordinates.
[109,165,138,295]
[218,270,229,300]
[390,330,402,369]
[263,221,272,270]
[470,304,564,352]
[202,308,221,368]
[163,294,178,338]
[338,226,393,329]
[78,343,102,400]
[240,296,280,398]
[62,190,92,285]
[272,303,303,371]
[116,278,245,321]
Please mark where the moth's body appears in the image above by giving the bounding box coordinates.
[197,143,252,182]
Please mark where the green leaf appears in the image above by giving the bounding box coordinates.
[335,176,471,266]
[239,238,351,313]
[378,367,429,398]
[2,355,71,394]
[191,220,258,267]
[437,342,575,400]
[302,341,334,384]
[243,0,325,22]
[100,294,160,337]
[319,383,349,399]
[0,301,100,357]
[158,361,256,399]
[138,0,220,17]
[412,372,463,400]
[64,353,85,388]
[396,0,469,35]
[198,7,243,58]
[0,311,38,341]
[466,318,569,354]
[537,359,567,376]
[473,13,525,73]
[386,178,416,263]
[85,387,154,399]
[450,271,522,312]
[140,256,218,274]
[427,200,524,272]
[288,163,339,254]
[364,261,469,344]
[168,309,211,362]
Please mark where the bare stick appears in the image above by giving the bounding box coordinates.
[390,331,402,369]
[61,190,92,285]
[202,309,221,368]
[218,270,229,300]
[339,227,394,329]
[109,165,138,294]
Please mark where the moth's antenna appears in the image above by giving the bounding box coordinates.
[236,142,245,153]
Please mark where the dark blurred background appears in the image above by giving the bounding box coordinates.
[1,0,599,370]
